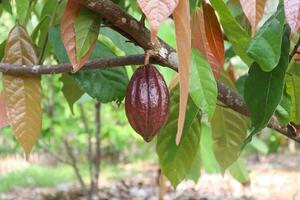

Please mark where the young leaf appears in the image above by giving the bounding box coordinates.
[209,0,253,65]
[244,26,290,143]
[61,0,100,72]
[0,94,10,128]
[284,0,300,37]
[173,0,191,145]
[211,105,249,171]
[240,0,267,35]
[15,0,30,25]
[247,4,285,72]
[61,0,80,67]
[137,0,179,43]
[191,4,225,79]
[156,86,201,188]
[2,25,42,159]
[189,49,217,120]
[286,67,300,124]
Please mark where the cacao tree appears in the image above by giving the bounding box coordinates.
[0,0,300,192]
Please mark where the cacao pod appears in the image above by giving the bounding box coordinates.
[125,64,170,142]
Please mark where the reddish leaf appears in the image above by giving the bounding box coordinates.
[0,94,10,128]
[173,0,191,145]
[284,0,300,37]
[191,4,224,79]
[240,0,267,35]
[61,0,80,69]
[137,0,179,43]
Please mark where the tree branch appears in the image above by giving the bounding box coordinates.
[0,0,299,142]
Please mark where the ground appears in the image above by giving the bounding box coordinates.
[0,153,300,200]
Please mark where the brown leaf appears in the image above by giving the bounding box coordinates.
[191,5,224,79]
[240,0,267,35]
[284,0,300,37]
[173,0,191,145]
[0,94,10,128]
[137,0,179,43]
[61,0,81,70]
[2,25,42,159]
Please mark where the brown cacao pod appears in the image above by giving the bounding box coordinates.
[125,64,170,142]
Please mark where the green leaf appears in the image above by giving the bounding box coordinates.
[275,92,292,125]
[244,26,290,143]
[211,105,249,171]
[286,70,300,124]
[101,27,143,55]
[228,158,250,184]
[250,136,269,155]
[75,7,100,60]
[189,49,217,120]
[72,67,128,104]
[209,0,252,65]
[60,74,84,114]
[200,123,221,173]
[2,0,12,15]
[247,4,285,72]
[15,0,30,25]
[49,26,70,63]
[157,87,202,188]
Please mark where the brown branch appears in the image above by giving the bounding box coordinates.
[0,0,299,142]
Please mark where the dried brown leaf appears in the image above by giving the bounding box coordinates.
[2,25,42,159]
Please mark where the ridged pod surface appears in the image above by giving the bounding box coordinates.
[125,64,170,142]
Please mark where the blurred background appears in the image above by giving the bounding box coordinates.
[0,0,300,200]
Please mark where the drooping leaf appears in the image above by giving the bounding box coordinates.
[191,4,224,79]
[189,49,217,120]
[244,26,290,143]
[60,74,84,114]
[211,104,249,171]
[157,86,201,188]
[240,0,267,35]
[228,158,250,184]
[284,0,300,37]
[209,0,253,65]
[247,4,285,72]
[61,0,80,67]
[2,25,42,159]
[286,66,300,124]
[137,0,178,43]
[173,0,191,144]
[0,94,10,128]
[15,0,30,25]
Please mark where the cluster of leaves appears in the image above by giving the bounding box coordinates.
[0,0,299,188]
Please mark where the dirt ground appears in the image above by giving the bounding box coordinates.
[1,153,300,200]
